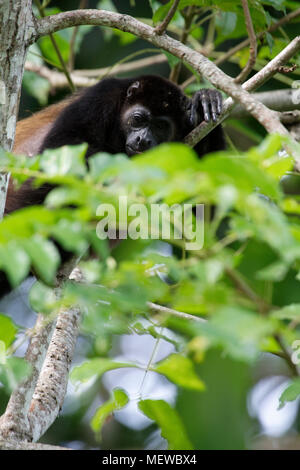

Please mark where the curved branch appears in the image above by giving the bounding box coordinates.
[185,35,300,148]
[31,9,288,137]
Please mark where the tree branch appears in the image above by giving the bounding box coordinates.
[216,7,300,68]
[147,301,206,323]
[0,440,71,450]
[235,0,257,84]
[0,316,55,441]
[31,10,289,137]
[33,0,75,92]
[181,6,300,89]
[28,304,82,441]
[25,54,167,89]
[27,266,84,442]
[154,0,180,35]
[184,35,300,148]
[0,261,82,443]
[25,61,98,88]
[231,89,300,118]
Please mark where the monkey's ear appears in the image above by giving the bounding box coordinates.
[127,81,140,98]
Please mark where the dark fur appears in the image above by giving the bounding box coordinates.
[0,75,225,298]
[40,75,225,157]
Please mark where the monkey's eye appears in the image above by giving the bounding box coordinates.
[131,114,145,127]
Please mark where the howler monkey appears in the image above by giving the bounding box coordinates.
[1,75,225,297]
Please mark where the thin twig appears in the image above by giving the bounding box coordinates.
[154,0,180,35]
[235,0,257,83]
[68,0,88,72]
[217,7,300,67]
[274,334,299,376]
[225,267,270,314]
[181,7,300,89]
[169,5,196,83]
[33,0,75,92]
[147,301,206,323]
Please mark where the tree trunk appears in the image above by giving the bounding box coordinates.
[0,0,34,218]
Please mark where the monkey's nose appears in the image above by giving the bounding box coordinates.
[136,136,153,150]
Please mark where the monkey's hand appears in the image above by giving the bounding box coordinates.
[188,89,223,127]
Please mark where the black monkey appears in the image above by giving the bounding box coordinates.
[39,75,224,158]
[1,75,225,297]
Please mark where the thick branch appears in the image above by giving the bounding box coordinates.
[185,35,300,147]
[28,304,81,442]
[0,316,55,442]
[0,440,70,450]
[32,10,289,136]
[231,89,300,118]
[0,261,81,443]
[27,266,84,442]
[25,61,98,88]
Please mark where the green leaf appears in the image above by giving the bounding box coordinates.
[71,358,135,385]
[29,281,57,314]
[23,71,50,106]
[134,143,199,175]
[162,51,181,69]
[198,154,279,200]
[154,354,205,391]
[0,242,31,287]
[22,236,61,285]
[0,357,31,393]
[91,388,129,434]
[50,219,88,255]
[40,144,88,177]
[0,315,18,348]
[139,399,193,450]
[38,30,70,68]
[215,11,237,36]
[192,307,276,362]
[279,378,300,409]
[271,304,300,320]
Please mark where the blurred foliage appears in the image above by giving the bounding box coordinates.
[1,0,300,451]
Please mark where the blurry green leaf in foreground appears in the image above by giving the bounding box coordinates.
[91,388,129,435]
[185,307,276,362]
[271,304,300,321]
[153,354,205,391]
[70,358,135,385]
[279,378,300,409]
[40,144,88,177]
[0,314,18,348]
[29,281,57,315]
[0,357,31,394]
[139,399,193,450]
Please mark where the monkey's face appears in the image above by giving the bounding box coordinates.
[121,104,176,157]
